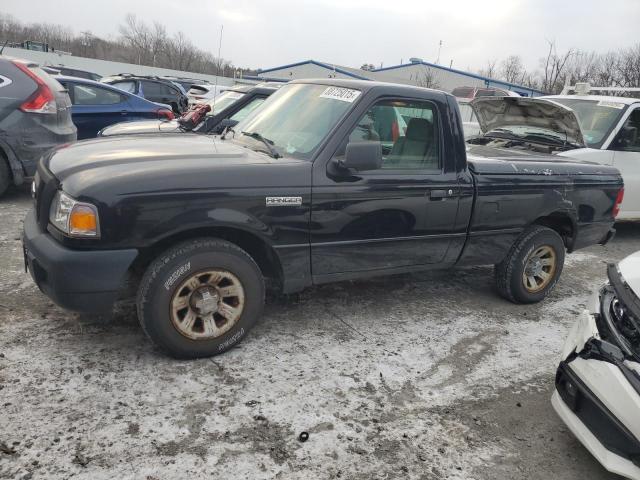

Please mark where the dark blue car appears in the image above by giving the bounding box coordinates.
[56,76,174,139]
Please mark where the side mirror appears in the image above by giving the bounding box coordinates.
[219,118,238,128]
[215,118,239,134]
[340,141,382,171]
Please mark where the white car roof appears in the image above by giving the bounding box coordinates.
[542,95,640,105]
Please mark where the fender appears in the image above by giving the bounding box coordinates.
[0,138,25,185]
[139,208,311,295]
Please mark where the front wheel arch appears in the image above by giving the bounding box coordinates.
[131,226,284,292]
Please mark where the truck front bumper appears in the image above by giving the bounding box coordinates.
[552,309,640,479]
[22,209,138,313]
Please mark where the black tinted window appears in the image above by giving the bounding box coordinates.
[141,81,163,96]
[142,81,176,97]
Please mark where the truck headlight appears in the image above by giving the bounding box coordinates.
[49,191,100,237]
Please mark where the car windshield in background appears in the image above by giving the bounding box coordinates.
[486,125,572,146]
[231,83,359,160]
[205,91,245,116]
[551,98,627,148]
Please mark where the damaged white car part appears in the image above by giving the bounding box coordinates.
[553,252,640,479]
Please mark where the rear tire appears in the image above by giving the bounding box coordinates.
[495,225,565,304]
[0,158,10,198]
[137,238,265,358]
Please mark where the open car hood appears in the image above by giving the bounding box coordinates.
[619,251,640,302]
[471,97,586,147]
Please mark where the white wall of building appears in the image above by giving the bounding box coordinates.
[3,47,237,86]
[369,64,486,90]
[369,63,542,96]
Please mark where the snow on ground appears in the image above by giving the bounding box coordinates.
[0,190,636,480]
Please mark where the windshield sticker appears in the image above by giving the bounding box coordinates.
[597,100,625,109]
[320,87,361,103]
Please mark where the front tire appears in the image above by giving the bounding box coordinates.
[495,225,565,304]
[137,238,265,358]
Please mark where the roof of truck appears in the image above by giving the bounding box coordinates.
[290,77,448,97]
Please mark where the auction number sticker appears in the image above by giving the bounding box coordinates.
[320,86,361,103]
[597,100,625,109]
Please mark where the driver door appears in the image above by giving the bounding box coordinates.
[310,98,462,277]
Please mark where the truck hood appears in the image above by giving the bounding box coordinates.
[99,119,182,136]
[471,97,585,147]
[44,134,301,196]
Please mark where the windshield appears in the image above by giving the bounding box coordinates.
[231,83,360,160]
[205,91,245,116]
[551,98,627,148]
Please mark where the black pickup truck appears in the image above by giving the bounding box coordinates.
[23,79,624,358]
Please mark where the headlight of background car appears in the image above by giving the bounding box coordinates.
[49,191,100,237]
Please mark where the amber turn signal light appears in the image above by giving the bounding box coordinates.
[69,205,98,236]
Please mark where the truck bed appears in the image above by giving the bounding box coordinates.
[466,144,620,176]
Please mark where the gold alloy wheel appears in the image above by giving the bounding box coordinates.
[170,270,245,340]
[522,245,557,293]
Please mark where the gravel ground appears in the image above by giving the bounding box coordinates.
[1,186,638,480]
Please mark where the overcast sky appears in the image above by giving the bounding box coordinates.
[2,0,638,72]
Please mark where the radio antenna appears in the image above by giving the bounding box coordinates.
[211,25,224,117]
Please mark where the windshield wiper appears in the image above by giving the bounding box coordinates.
[523,131,581,148]
[241,131,281,159]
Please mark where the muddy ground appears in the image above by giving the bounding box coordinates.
[1,186,638,480]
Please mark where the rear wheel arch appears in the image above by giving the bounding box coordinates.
[533,211,577,251]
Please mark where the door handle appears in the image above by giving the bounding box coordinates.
[430,189,458,200]
[120,110,128,115]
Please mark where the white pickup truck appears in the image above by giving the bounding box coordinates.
[543,92,640,221]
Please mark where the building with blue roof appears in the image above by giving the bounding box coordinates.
[253,58,545,97]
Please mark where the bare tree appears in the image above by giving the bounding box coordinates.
[118,14,152,65]
[478,59,498,79]
[617,44,640,87]
[540,40,574,93]
[414,67,441,89]
[500,55,525,84]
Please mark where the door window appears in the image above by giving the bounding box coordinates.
[230,97,266,123]
[71,84,124,105]
[112,80,136,94]
[613,109,640,152]
[345,99,440,170]
[141,80,163,97]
